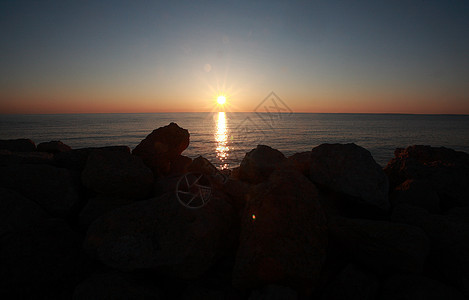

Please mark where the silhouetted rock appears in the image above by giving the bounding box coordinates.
[328,216,428,274]
[0,138,36,152]
[0,164,80,216]
[79,195,133,228]
[249,285,298,300]
[37,140,72,153]
[132,122,190,175]
[188,156,227,186]
[81,149,153,199]
[233,170,327,290]
[221,178,251,213]
[390,179,440,213]
[238,145,286,184]
[282,151,312,177]
[322,264,379,300]
[0,218,81,299]
[73,272,162,300]
[0,187,48,233]
[310,143,389,211]
[54,146,130,171]
[0,150,54,165]
[385,145,469,209]
[392,204,469,296]
[380,274,465,300]
[169,155,192,175]
[84,192,235,278]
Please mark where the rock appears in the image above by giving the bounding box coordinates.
[0,150,54,165]
[391,204,469,296]
[73,272,162,300]
[238,145,286,184]
[188,156,227,186]
[0,164,81,217]
[390,179,440,213]
[222,178,251,213]
[328,216,428,274]
[84,191,235,279]
[0,188,48,233]
[309,143,389,211]
[249,285,298,300]
[132,123,190,175]
[380,274,465,300]
[37,140,72,153]
[54,146,130,171]
[322,264,379,300]
[232,170,327,289]
[282,151,312,177]
[79,195,133,228]
[81,149,153,199]
[0,138,36,152]
[384,145,469,209]
[0,218,81,298]
[169,155,192,175]
[446,206,469,225]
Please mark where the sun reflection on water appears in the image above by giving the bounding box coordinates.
[215,112,229,169]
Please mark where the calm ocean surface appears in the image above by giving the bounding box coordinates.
[1,112,469,168]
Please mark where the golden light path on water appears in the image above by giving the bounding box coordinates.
[215,111,229,169]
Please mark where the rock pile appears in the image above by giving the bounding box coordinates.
[1,127,468,299]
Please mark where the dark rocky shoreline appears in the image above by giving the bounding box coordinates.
[1,122,469,299]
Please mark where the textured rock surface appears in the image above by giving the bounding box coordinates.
[0,164,80,216]
[84,192,235,278]
[390,179,440,213]
[0,138,36,152]
[233,170,327,289]
[81,149,153,199]
[380,274,465,300]
[37,140,72,153]
[79,195,133,228]
[392,204,469,296]
[133,123,190,175]
[385,145,469,209]
[238,145,286,184]
[328,216,429,274]
[310,143,389,211]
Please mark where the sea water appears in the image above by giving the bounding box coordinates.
[1,112,469,168]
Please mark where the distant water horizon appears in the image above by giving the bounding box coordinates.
[1,112,469,168]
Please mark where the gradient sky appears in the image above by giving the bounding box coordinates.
[1,0,468,114]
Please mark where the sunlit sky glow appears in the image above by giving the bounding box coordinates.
[1,0,468,114]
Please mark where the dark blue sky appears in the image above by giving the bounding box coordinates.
[1,0,468,113]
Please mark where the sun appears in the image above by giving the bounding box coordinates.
[217,95,226,105]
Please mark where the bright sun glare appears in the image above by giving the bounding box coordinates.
[217,95,226,105]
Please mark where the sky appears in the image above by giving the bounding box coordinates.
[1,0,468,114]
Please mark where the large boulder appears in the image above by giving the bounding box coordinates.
[322,264,379,300]
[81,150,154,199]
[380,274,465,300]
[390,179,440,213]
[232,170,327,290]
[79,195,133,228]
[37,140,72,153]
[54,146,130,171]
[0,218,81,298]
[0,188,47,233]
[84,191,235,279]
[132,123,190,175]
[0,164,81,216]
[0,150,54,165]
[328,216,429,274]
[238,145,286,184]
[392,204,469,296]
[73,272,162,300]
[0,138,36,152]
[282,151,312,177]
[384,145,469,209]
[309,143,389,211]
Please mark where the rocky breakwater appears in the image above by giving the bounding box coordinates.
[1,128,469,299]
